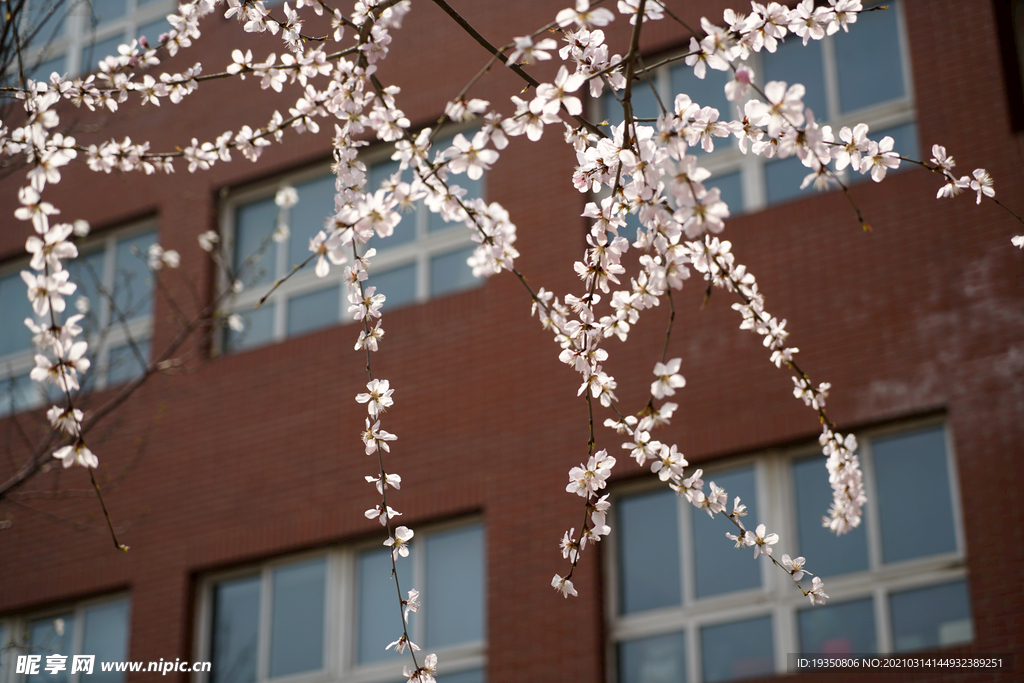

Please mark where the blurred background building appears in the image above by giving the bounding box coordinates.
[0,1,1022,682]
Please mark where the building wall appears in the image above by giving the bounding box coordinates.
[0,1,1022,682]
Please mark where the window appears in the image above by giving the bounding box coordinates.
[609,421,970,683]
[12,0,175,81]
[196,521,486,683]
[602,1,915,214]
[0,596,130,683]
[0,222,157,418]
[221,135,484,353]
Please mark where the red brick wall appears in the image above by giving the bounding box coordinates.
[0,1,1022,681]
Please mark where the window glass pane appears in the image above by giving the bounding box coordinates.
[424,525,484,649]
[27,613,75,683]
[365,264,417,311]
[428,136,482,234]
[700,615,774,683]
[367,159,416,248]
[603,79,660,129]
[692,465,760,598]
[27,55,66,82]
[710,170,743,215]
[0,372,38,417]
[286,286,339,337]
[0,271,35,357]
[137,18,171,45]
[235,197,279,289]
[357,546,413,663]
[112,231,156,320]
[88,0,128,25]
[798,597,875,655]
[618,631,685,683]
[764,155,817,205]
[82,599,129,683]
[210,574,260,683]
[81,34,124,72]
[0,624,6,671]
[289,174,336,269]
[834,3,905,113]
[761,37,827,121]
[671,63,732,127]
[107,337,148,385]
[269,557,326,678]
[225,304,275,351]
[66,250,107,338]
[429,247,478,298]
[792,454,868,577]
[890,580,973,652]
[28,0,67,46]
[436,669,484,683]
[848,122,918,186]
[872,426,956,564]
[618,488,681,614]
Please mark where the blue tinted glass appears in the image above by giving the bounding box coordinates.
[269,558,326,677]
[366,157,416,249]
[762,38,827,121]
[873,426,956,564]
[798,597,875,655]
[619,631,686,683]
[436,670,484,683]
[88,0,127,25]
[83,599,129,683]
[693,465,760,598]
[235,197,279,288]
[107,337,149,385]
[765,155,816,205]
[289,175,335,268]
[225,304,275,351]
[138,18,171,45]
[365,264,417,310]
[711,171,743,215]
[430,247,479,298]
[65,250,107,337]
[113,231,156,320]
[793,454,868,577]
[211,575,259,683]
[82,35,124,72]
[0,372,37,417]
[618,488,681,614]
[701,616,774,683]
[671,63,732,122]
[28,55,66,82]
[286,286,339,337]
[848,122,918,186]
[358,546,413,663]
[603,79,660,128]
[0,271,36,357]
[834,4,904,113]
[27,613,75,683]
[890,581,973,652]
[424,525,484,648]
[28,0,66,46]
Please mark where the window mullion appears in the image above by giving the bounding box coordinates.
[861,438,883,573]
[820,35,840,122]
[685,623,699,683]
[678,493,694,606]
[258,567,272,682]
[874,583,892,654]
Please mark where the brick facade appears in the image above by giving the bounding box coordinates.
[0,1,1022,682]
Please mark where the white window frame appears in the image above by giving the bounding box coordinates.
[0,219,157,418]
[18,0,177,79]
[0,593,131,683]
[219,136,484,353]
[606,417,968,683]
[193,519,487,683]
[595,0,915,214]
